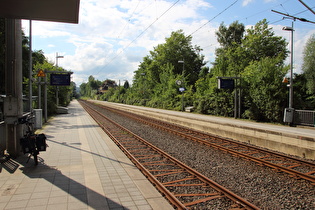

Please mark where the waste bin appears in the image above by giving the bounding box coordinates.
[34,109,42,129]
[283,108,294,123]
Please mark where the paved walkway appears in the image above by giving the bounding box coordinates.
[0,100,173,210]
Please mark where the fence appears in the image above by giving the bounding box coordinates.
[294,110,315,127]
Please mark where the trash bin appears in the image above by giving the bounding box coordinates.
[283,108,294,123]
[34,109,42,129]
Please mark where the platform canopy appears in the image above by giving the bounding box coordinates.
[0,0,80,23]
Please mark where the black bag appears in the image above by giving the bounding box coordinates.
[36,133,47,151]
[20,136,35,154]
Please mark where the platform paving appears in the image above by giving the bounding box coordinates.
[0,100,173,210]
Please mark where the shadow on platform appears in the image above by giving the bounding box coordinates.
[3,154,127,209]
[46,138,134,167]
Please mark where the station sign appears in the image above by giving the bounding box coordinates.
[37,69,46,77]
[218,78,235,89]
[50,74,71,86]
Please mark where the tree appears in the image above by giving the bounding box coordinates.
[302,34,315,95]
[79,75,102,99]
[242,57,288,122]
[32,61,73,114]
[216,21,245,49]
[293,73,315,110]
[151,30,206,86]
[243,19,288,63]
[195,19,289,121]
[240,19,289,121]
[131,30,207,108]
[123,80,130,89]
[213,21,245,76]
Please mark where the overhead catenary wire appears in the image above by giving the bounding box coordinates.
[298,0,315,15]
[94,0,181,76]
[271,9,315,24]
[270,6,315,24]
[117,0,141,39]
[189,0,239,36]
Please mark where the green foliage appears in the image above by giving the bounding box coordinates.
[0,21,73,118]
[302,34,315,95]
[293,73,315,110]
[129,30,207,109]
[80,20,312,124]
[242,56,288,122]
[216,21,245,48]
[32,61,73,115]
[79,75,102,99]
[205,19,289,120]
[243,19,288,63]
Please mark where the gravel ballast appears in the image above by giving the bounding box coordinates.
[93,104,315,209]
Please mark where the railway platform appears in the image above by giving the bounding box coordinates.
[0,100,173,210]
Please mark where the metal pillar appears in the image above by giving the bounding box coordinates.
[38,77,41,109]
[289,21,294,109]
[44,75,47,122]
[29,20,33,112]
[4,19,23,157]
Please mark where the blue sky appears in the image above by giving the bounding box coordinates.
[21,0,315,86]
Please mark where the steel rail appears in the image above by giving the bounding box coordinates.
[91,101,315,184]
[80,101,187,209]
[79,100,259,210]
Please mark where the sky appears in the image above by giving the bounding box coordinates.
[21,0,315,86]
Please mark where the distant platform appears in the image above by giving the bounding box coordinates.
[92,100,315,160]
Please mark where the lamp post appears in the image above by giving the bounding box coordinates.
[140,72,146,100]
[56,52,64,67]
[29,20,33,112]
[178,60,185,111]
[55,52,64,106]
[282,22,294,109]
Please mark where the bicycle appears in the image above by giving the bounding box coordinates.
[19,114,47,165]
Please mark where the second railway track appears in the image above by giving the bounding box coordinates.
[90,100,315,184]
[79,100,315,209]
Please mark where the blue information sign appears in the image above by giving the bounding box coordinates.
[50,74,71,86]
[218,78,234,89]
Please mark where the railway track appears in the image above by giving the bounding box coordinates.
[88,100,315,185]
[79,100,258,209]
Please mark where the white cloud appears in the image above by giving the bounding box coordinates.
[59,0,215,84]
[22,0,315,86]
[242,0,254,7]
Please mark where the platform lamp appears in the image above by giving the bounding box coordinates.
[178,60,185,111]
[282,22,295,125]
[282,22,294,109]
[55,52,64,106]
[56,52,64,67]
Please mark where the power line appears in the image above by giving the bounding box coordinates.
[94,0,181,76]
[189,0,239,36]
[298,0,315,15]
[270,7,315,24]
[271,9,315,24]
[117,0,141,39]
[246,0,291,19]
